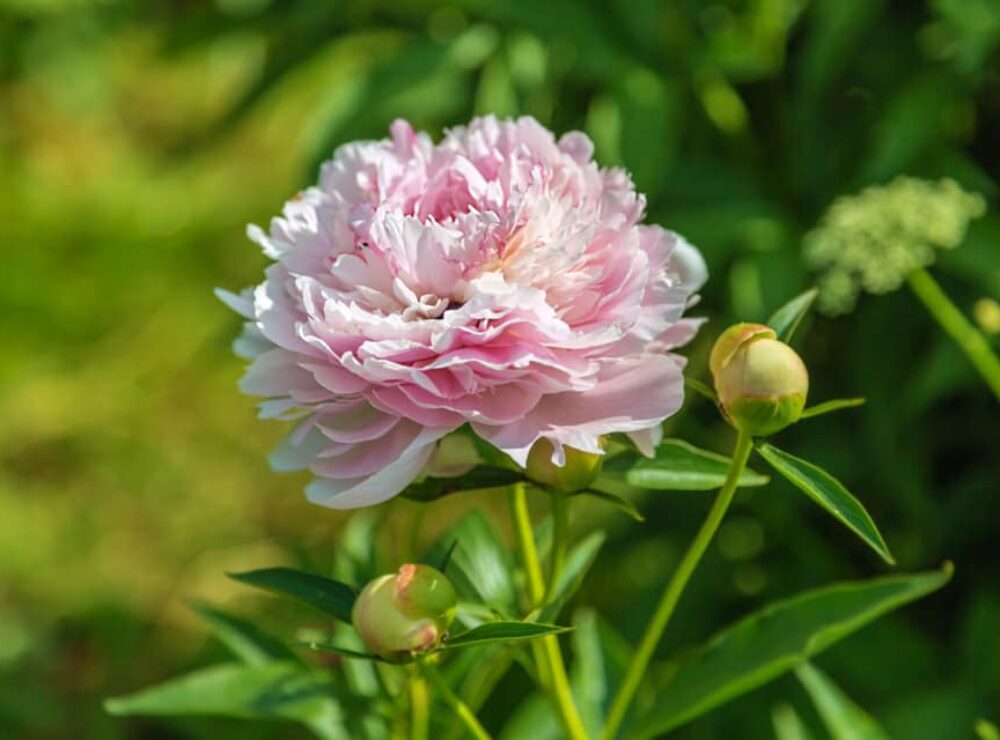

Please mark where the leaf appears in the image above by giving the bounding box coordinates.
[773,704,816,740]
[229,568,357,623]
[767,289,819,343]
[430,539,460,574]
[685,376,719,404]
[402,465,525,502]
[437,511,517,614]
[796,663,889,740]
[538,532,606,623]
[442,621,569,650]
[756,444,894,564]
[105,662,344,739]
[636,565,951,736]
[570,609,607,738]
[801,398,866,419]
[192,602,300,666]
[604,439,769,491]
[304,642,386,663]
[576,488,644,522]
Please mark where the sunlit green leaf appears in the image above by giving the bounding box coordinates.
[442,621,568,649]
[437,511,517,614]
[801,398,866,419]
[229,568,357,622]
[604,439,769,491]
[768,289,819,343]
[636,566,951,735]
[105,662,344,740]
[192,602,299,666]
[773,703,816,740]
[538,532,605,623]
[756,444,894,564]
[796,662,889,740]
[571,609,607,738]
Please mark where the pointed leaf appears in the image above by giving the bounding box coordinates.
[229,568,357,622]
[402,465,526,502]
[105,662,343,738]
[436,511,517,614]
[756,444,894,564]
[429,539,459,574]
[796,663,889,740]
[538,532,606,622]
[571,609,607,738]
[636,566,951,736]
[576,489,644,521]
[768,289,818,342]
[801,398,866,419]
[442,621,568,650]
[304,642,387,663]
[605,439,769,491]
[192,602,299,666]
[773,704,816,740]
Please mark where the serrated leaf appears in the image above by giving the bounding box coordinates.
[538,532,606,623]
[576,488,644,521]
[192,602,299,666]
[767,289,819,342]
[442,621,568,650]
[604,439,769,491]
[105,662,344,739]
[229,568,357,623]
[402,465,525,502]
[800,398,866,419]
[636,566,951,736]
[756,444,894,564]
[796,662,889,740]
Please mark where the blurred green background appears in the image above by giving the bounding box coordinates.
[1,0,998,737]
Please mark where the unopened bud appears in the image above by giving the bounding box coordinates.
[525,438,603,492]
[710,323,809,436]
[351,564,456,660]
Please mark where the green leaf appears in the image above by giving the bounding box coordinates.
[538,532,606,623]
[685,376,719,404]
[576,488,644,521]
[402,465,525,502]
[429,539,459,574]
[442,621,569,650]
[604,439,769,491]
[756,444,894,564]
[105,662,344,739]
[437,511,517,614]
[773,704,816,740]
[800,398,866,419]
[767,289,819,343]
[303,642,386,663]
[636,566,951,736]
[570,609,607,738]
[796,662,889,740]
[229,568,357,623]
[192,602,299,666]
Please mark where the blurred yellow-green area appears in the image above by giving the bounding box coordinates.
[1,0,998,738]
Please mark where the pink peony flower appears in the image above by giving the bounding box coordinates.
[219,116,707,509]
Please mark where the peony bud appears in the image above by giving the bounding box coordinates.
[351,564,457,660]
[710,323,809,436]
[525,438,604,493]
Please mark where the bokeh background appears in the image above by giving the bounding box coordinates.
[2,0,998,737]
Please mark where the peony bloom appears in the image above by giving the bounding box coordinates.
[219,116,706,509]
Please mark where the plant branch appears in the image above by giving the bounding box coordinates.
[421,659,492,740]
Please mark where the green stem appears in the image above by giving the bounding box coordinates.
[409,667,429,740]
[421,659,492,740]
[546,494,569,601]
[508,484,589,740]
[908,267,1000,403]
[602,430,754,740]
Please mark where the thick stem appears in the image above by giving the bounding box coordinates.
[908,267,1000,403]
[508,484,589,740]
[421,659,492,740]
[409,667,429,740]
[602,430,754,739]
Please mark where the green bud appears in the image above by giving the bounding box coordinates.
[525,438,604,493]
[711,323,809,436]
[351,564,456,660]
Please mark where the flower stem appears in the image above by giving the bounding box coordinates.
[602,430,754,739]
[508,484,589,740]
[409,666,429,740]
[908,267,1000,403]
[546,493,569,601]
[420,659,492,740]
